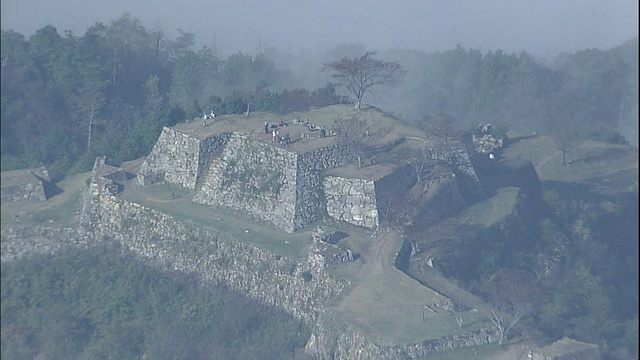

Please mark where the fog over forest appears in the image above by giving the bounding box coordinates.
[1,2,639,360]
[3,0,637,58]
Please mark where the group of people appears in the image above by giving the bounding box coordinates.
[262,118,330,146]
[270,129,290,146]
[202,111,216,126]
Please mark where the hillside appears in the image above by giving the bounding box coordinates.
[1,105,638,359]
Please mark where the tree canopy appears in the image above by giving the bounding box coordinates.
[323,51,406,110]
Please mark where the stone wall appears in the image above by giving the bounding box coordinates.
[305,309,499,360]
[194,133,299,232]
[416,165,467,225]
[194,135,355,232]
[86,158,346,323]
[137,127,230,190]
[429,141,482,199]
[1,223,92,262]
[324,176,379,228]
[1,181,48,203]
[374,164,416,222]
[1,167,50,203]
[2,157,500,359]
[294,145,356,230]
[84,165,500,358]
[530,337,601,360]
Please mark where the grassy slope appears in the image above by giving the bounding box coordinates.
[503,133,638,195]
[324,225,492,343]
[5,108,636,353]
[1,171,90,227]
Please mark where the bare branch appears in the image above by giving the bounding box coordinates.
[323,52,406,110]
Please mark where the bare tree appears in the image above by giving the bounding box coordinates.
[333,115,390,168]
[542,92,584,165]
[408,145,436,182]
[323,51,406,110]
[480,268,539,345]
[551,117,582,165]
[71,65,107,151]
[424,113,456,143]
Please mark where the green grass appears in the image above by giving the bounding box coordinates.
[1,172,89,227]
[174,104,433,155]
[502,135,638,195]
[421,342,524,360]
[326,230,493,343]
[120,181,313,261]
[460,187,521,228]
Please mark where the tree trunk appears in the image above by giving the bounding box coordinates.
[87,103,95,150]
[355,99,361,110]
[112,49,118,89]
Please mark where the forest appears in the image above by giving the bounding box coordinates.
[1,14,637,181]
[1,244,310,359]
[1,13,638,360]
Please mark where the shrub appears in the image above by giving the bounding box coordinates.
[581,126,628,145]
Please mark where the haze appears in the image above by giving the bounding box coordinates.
[2,0,638,58]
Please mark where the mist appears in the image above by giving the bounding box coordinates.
[2,0,637,59]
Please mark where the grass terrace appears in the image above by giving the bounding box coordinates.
[503,133,638,195]
[1,171,89,227]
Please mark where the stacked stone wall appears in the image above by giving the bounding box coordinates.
[137,127,229,190]
[374,164,416,222]
[196,134,231,182]
[2,156,501,359]
[86,160,499,358]
[194,133,299,232]
[84,165,346,323]
[194,137,355,233]
[1,167,50,203]
[324,176,378,228]
[430,141,482,198]
[305,309,499,359]
[1,181,48,203]
[294,145,356,231]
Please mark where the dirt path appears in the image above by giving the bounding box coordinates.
[369,230,398,274]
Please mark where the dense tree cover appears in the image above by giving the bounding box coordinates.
[0,15,343,179]
[376,42,637,147]
[2,17,636,179]
[1,14,637,358]
[428,182,638,359]
[1,244,311,360]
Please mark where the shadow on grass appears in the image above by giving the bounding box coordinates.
[572,147,629,165]
[505,133,537,146]
[43,180,64,199]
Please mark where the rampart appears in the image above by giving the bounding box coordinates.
[85,158,499,359]
[87,157,347,323]
[1,155,499,359]
[137,127,230,190]
[193,133,355,232]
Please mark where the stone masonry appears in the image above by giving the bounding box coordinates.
[0,166,51,203]
[138,127,230,190]
[324,176,379,228]
[138,115,481,233]
[193,133,355,232]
